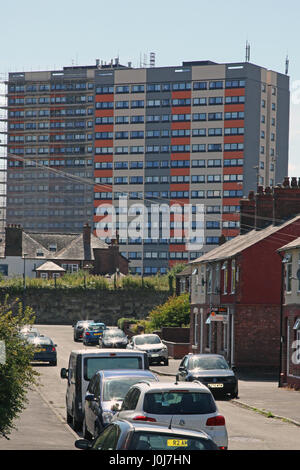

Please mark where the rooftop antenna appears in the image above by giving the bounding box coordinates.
[168,416,173,430]
[285,54,289,75]
[150,52,156,68]
[245,40,250,62]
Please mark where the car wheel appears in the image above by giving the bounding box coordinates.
[230,390,239,399]
[164,358,169,366]
[83,418,93,440]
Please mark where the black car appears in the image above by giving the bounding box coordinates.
[75,419,219,451]
[176,353,238,399]
[73,320,95,342]
[98,329,128,349]
[28,335,57,366]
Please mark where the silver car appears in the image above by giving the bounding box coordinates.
[127,334,169,366]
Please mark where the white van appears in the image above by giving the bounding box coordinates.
[60,349,149,431]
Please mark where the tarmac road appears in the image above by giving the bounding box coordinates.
[1,324,300,451]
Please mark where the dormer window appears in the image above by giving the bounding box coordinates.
[36,251,44,257]
[48,244,57,252]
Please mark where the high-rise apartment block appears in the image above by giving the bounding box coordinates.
[5,60,289,275]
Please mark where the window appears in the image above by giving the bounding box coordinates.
[231,259,236,293]
[222,261,228,294]
[286,256,292,293]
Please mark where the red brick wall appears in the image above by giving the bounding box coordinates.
[234,304,280,367]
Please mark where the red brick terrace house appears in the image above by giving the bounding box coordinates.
[189,177,300,371]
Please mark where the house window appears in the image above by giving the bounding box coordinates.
[207,266,212,294]
[286,257,292,293]
[194,311,198,347]
[40,273,48,279]
[231,260,236,294]
[222,261,228,294]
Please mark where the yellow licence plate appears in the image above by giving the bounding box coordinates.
[35,348,46,353]
[94,333,102,336]
[167,439,188,447]
[208,383,224,388]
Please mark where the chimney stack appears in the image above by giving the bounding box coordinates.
[255,186,273,230]
[83,223,92,260]
[240,191,256,234]
[5,224,23,257]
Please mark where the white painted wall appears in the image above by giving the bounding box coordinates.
[0,257,47,278]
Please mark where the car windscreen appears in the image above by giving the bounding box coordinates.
[103,331,126,339]
[135,336,161,345]
[84,356,143,380]
[103,376,156,401]
[128,431,217,450]
[88,324,105,332]
[189,356,230,371]
[30,337,53,346]
[143,391,216,415]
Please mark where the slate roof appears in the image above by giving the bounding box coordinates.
[1,230,108,261]
[278,237,300,252]
[191,214,300,264]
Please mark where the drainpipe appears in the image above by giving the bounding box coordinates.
[278,252,287,388]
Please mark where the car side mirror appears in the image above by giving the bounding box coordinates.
[85,393,95,402]
[60,368,68,379]
[178,366,185,371]
[232,366,237,373]
[75,439,92,450]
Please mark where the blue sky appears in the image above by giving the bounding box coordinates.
[1,0,300,176]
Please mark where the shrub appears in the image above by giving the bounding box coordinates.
[0,299,39,439]
[148,293,190,330]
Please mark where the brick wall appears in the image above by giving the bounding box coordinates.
[234,304,280,368]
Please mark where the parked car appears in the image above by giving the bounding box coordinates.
[27,335,57,366]
[20,326,40,339]
[60,349,149,431]
[176,354,238,399]
[75,419,219,451]
[127,334,169,366]
[73,320,95,342]
[115,381,228,449]
[83,369,159,439]
[98,329,128,349]
[83,323,106,346]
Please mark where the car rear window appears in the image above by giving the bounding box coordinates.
[84,356,143,380]
[128,431,217,450]
[143,391,216,415]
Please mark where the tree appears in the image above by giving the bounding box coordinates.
[0,299,39,439]
[148,293,190,330]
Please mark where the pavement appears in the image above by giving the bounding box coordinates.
[0,386,77,450]
[150,359,300,427]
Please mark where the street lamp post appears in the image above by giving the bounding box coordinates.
[23,253,28,313]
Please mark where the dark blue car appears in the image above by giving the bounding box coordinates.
[83,323,106,346]
[28,335,57,366]
[83,369,158,439]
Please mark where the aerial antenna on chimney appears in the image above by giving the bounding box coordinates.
[245,40,250,62]
[285,54,289,75]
